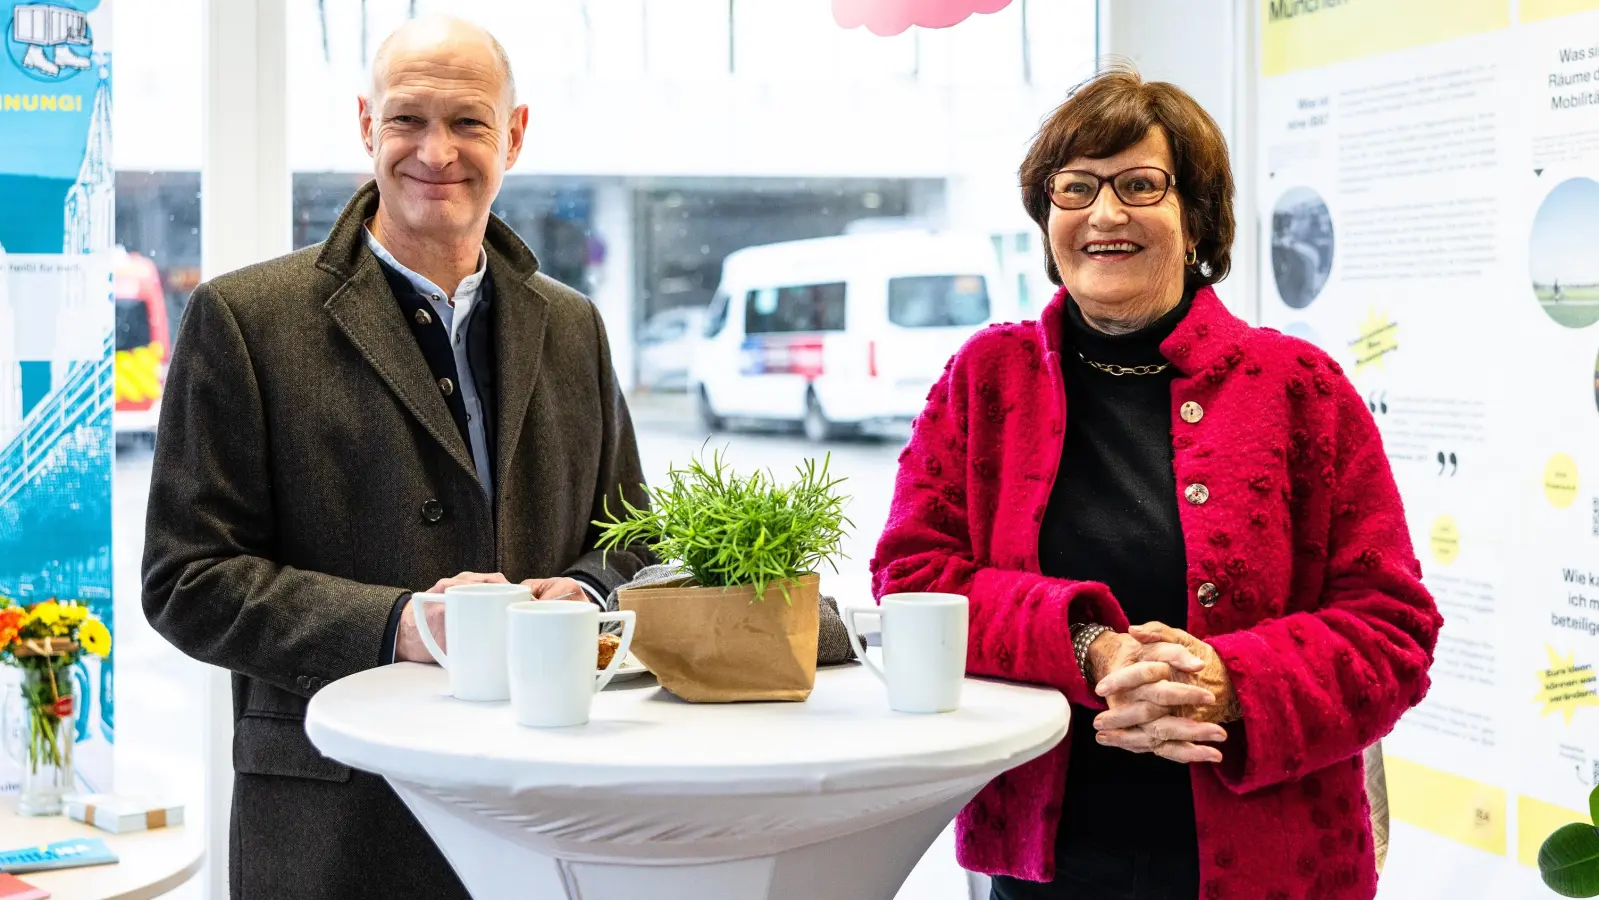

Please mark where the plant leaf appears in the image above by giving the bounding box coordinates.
[1541,823,1599,897]
[1590,785,1599,828]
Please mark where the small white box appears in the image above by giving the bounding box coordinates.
[64,794,185,834]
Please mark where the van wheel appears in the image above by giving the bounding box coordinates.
[803,392,836,443]
[697,387,725,432]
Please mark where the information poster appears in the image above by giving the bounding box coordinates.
[0,0,115,795]
[1259,0,1599,894]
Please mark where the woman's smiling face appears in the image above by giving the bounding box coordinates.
[1047,128,1190,321]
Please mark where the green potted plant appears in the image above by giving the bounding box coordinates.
[1541,785,1599,896]
[595,448,849,702]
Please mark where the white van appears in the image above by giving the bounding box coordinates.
[690,230,1015,442]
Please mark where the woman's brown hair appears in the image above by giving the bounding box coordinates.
[1020,66,1235,289]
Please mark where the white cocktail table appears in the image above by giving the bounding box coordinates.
[306,662,1066,900]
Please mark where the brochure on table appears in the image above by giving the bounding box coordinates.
[1257,0,1599,895]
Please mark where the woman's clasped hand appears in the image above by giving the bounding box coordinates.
[1085,622,1239,764]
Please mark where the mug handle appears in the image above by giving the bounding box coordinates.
[411,594,449,670]
[594,610,636,692]
[843,607,886,684]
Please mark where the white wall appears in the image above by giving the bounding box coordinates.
[1100,0,1259,322]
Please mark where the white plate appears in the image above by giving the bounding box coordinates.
[606,652,651,682]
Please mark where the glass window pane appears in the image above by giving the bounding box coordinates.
[644,0,729,78]
[1026,0,1100,90]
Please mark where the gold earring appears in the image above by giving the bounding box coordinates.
[1184,247,1198,267]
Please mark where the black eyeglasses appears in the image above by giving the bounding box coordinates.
[1045,166,1174,211]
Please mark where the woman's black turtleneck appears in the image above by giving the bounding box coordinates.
[991,292,1200,900]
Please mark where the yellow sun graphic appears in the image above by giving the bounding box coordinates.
[1534,645,1599,725]
[1350,308,1400,374]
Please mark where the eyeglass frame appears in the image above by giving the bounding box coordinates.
[1044,166,1177,211]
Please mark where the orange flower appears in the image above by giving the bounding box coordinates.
[0,606,23,650]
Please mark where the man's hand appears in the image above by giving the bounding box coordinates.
[1089,627,1227,764]
[520,577,590,604]
[395,571,509,664]
[424,571,510,594]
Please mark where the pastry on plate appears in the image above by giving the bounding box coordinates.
[597,633,621,669]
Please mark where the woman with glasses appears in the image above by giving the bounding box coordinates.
[870,67,1441,900]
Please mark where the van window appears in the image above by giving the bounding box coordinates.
[704,291,730,338]
[888,275,990,328]
[115,298,153,351]
[745,283,846,334]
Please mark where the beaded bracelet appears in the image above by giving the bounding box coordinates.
[1070,623,1111,680]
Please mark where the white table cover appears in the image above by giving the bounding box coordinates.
[306,662,1067,900]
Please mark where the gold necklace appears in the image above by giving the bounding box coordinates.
[1076,352,1170,376]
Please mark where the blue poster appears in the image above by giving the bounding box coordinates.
[0,0,114,795]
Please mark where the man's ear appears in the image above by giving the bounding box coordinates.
[504,104,529,170]
[358,95,377,157]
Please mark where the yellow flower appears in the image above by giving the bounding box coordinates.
[78,619,111,657]
[32,601,60,627]
[61,604,88,625]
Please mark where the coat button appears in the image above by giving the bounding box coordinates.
[1185,483,1210,505]
[1180,401,1204,424]
[1198,582,1220,607]
[438,377,454,397]
[414,308,432,326]
[421,499,445,523]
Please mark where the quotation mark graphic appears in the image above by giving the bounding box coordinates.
[1367,391,1389,415]
[1436,452,1458,477]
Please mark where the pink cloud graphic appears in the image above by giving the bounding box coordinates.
[831,0,1017,37]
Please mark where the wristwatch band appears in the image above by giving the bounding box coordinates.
[1070,623,1111,680]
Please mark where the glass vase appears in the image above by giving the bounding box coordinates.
[17,665,75,816]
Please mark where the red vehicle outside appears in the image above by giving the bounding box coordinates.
[113,249,170,438]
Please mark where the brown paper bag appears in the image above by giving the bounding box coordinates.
[618,573,820,702]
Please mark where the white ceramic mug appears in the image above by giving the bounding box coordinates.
[412,583,530,701]
[844,593,968,713]
[507,600,637,728]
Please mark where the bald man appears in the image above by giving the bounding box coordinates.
[142,17,651,898]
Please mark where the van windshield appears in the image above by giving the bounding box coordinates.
[115,298,153,351]
[888,275,990,328]
[704,291,730,338]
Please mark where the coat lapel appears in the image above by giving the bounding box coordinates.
[489,246,549,491]
[325,253,479,482]
[317,181,477,483]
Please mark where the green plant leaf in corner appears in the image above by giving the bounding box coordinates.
[1541,822,1599,897]
[1590,784,1599,828]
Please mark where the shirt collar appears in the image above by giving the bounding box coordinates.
[362,219,487,301]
